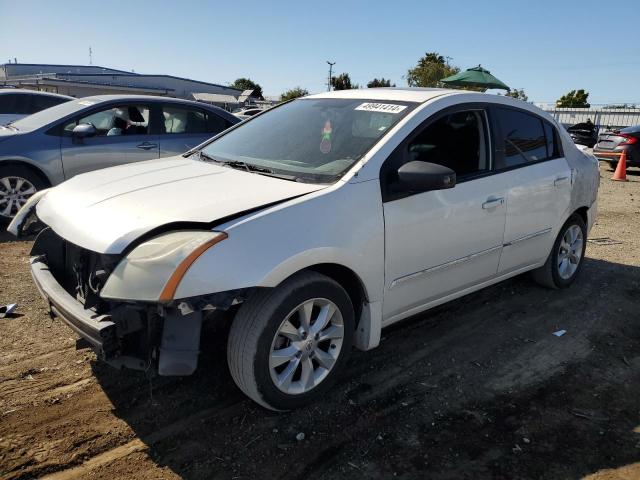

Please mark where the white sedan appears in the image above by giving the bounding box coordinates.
[10,88,599,410]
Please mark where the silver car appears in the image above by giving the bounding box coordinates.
[0,95,239,220]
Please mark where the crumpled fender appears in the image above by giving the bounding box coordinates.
[7,189,50,237]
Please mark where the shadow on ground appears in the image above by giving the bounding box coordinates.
[89,257,640,479]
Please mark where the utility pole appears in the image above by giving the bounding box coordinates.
[445,56,452,67]
[326,60,335,92]
[89,47,93,65]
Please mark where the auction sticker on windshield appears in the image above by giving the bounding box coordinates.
[355,102,407,114]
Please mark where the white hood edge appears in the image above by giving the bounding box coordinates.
[36,157,325,254]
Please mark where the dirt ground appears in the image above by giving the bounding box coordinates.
[1,162,639,480]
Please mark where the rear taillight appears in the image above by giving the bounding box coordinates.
[619,133,638,145]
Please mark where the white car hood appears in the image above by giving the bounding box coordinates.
[37,157,325,254]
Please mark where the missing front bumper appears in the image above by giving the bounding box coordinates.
[30,257,119,359]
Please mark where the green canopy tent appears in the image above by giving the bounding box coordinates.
[440,65,510,92]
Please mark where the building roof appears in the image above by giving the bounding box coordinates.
[1,63,133,75]
[1,63,242,94]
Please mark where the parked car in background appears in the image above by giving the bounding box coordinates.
[567,120,598,148]
[233,106,266,120]
[593,125,640,169]
[0,95,239,220]
[10,89,599,410]
[0,89,73,125]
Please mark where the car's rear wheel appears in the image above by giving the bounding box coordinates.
[532,214,587,289]
[227,271,354,410]
[0,165,47,221]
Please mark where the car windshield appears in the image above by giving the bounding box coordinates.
[201,98,418,183]
[10,98,97,131]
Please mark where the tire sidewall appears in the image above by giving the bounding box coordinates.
[550,215,587,288]
[253,277,354,410]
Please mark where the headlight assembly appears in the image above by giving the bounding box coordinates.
[100,230,227,302]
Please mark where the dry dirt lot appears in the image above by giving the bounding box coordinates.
[1,163,639,480]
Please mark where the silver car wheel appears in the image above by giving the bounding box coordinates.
[0,176,37,217]
[269,298,345,395]
[557,224,583,280]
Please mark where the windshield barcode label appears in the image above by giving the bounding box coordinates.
[355,103,407,114]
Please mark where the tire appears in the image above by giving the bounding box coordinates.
[532,214,587,289]
[227,271,355,410]
[608,162,616,171]
[0,165,47,222]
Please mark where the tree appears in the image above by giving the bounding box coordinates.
[556,89,590,108]
[504,88,528,102]
[230,77,264,100]
[367,78,395,88]
[331,73,359,90]
[406,52,459,88]
[280,87,309,102]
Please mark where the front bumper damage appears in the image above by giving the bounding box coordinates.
[29,227,253,375]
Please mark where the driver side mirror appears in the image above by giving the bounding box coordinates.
[72,123,97,141]
[397,161,456,193]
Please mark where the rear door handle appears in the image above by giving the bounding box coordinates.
[482,197,504,209]
[137,142,157,150]
[554,176,569,187]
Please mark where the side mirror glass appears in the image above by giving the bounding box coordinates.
[72,123,97,139]
[397,161,456,193]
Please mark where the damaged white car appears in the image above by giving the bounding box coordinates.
[9,88,599,410]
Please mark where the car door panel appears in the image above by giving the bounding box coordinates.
[492,106,573,274]
[60,134,160,179]
[159,133,209,157]
[497,158,572,273]
[383,175,507,321]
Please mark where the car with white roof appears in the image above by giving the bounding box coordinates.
[9,88,599,410]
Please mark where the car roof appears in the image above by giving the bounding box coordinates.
[77,94,205,104]
[307,87,465,103]
[0,89,73,100]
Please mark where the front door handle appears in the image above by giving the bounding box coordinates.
[554,176,569,187]
[137,142,157,150]
[482,197,504,209]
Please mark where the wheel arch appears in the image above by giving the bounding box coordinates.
[304,263,368,322]
[263,262,380,352]
[574,206,588,226]
[0,159,52,187]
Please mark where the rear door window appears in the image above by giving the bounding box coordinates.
[162,105,230,135]
[497,108,548,168]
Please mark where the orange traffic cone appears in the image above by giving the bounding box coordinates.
[612,150,628,182]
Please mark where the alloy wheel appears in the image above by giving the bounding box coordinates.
[557,224,583,280]
[269,298,345,395]
[0,176,37,217]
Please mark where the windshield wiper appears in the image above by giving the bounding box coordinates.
[198,151,298,181]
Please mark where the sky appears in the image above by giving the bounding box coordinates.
[1,0,639,104]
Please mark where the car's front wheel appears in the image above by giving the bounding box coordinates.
[227,271,354,410]
[0,165,47,222]
[532,214,587,289]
